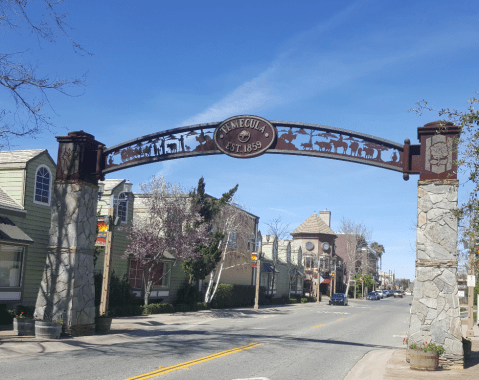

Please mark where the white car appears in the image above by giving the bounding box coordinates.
[405,290,412,296]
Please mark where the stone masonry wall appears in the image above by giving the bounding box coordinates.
[34,182,98,336]
[408,180,463,368]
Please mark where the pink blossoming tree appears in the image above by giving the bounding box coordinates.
[122,176,212,305]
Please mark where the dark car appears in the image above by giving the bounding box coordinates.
[387,290,394,297]
[329,293,348,306]
[394,290,404,298]
[367,291,380,300]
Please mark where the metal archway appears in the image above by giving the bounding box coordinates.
[100,118,416,178]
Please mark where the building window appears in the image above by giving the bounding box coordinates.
[227,231,237,248]
[116,192,128,223]
[33,165,51,205]
[0,245,25,287]
[128,259,171,289]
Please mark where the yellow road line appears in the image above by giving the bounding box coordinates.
[122,342,261,380]
[352,314,357,316]
[336,318,344,321]
[311,324,324,329]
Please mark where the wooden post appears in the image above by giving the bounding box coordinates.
[99,207,114,317]
[354,280,356,299]
[254,258,261,310]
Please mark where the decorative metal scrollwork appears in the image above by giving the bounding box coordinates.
[102,119,404,175]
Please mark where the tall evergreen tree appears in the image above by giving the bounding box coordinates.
[181,177,238,283]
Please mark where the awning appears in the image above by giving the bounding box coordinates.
[262,263,279,273]
[321,279,331,284]
[0,216,33,244]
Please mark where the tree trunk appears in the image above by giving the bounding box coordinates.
[345,273,351,297]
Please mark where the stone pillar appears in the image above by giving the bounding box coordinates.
[409,180,463,367]
[34,131,104,336]
[407,121,463,368]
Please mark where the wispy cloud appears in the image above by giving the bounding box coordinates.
[181,2,478,127]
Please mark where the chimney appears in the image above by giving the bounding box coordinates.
[320,209,331,227]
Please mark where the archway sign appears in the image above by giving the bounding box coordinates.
[34,116,464,367]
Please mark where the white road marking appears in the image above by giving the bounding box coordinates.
[233,378,270,380]
[317,311,350,314]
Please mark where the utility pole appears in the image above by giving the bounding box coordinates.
[354,280,356,300]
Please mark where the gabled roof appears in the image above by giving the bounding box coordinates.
[0,149,54,168]
[0,187,23,211]
[0,216,33,244]
[291,213,336,236]
[100,179,126,193]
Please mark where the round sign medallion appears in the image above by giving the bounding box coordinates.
[214,115,277,158]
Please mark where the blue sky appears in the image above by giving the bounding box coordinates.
[3,0,479,279]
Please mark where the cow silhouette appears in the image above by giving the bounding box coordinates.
[349,142,359,156]
[314,141,332,152]
[301,142,313,150]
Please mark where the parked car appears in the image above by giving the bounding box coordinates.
[388,290,394,297]
[329,293,348,306]
[377,290,384,299]
[382,290,388,298]
[367,291,380,300]
[394,290,404,298]
[405,290,412,296]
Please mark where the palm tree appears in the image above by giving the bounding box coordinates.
[370,242,385,273]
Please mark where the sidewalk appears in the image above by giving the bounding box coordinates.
[345,324,479,379]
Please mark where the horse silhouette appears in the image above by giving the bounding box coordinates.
[167,143,177,153]
[280,130,297,144]
[330,136,348,153]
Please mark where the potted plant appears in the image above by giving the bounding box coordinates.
[95,314,113,334]
[13,312,35,336]
[463,337,472,359]
[408,341,445,371]
[35,315,64,339]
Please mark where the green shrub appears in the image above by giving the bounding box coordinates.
[174,303,191,312]
[210,284,260,308]
[142,303,175,315]
[174,281,201,305]
[94,271,138,308]
[108,304,143,317]
[300,297,308,303]
[196,302,210,310]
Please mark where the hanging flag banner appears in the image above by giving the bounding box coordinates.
[95,217,108,247]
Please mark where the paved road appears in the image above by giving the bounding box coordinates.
[0,296,411,380]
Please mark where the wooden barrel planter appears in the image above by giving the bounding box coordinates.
[409,349,439,371]
[13,319,35,336]
[35,321,62,339]
[95,317,112,334]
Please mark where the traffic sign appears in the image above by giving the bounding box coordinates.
[251,262,257,268]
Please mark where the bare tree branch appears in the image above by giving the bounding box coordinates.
[0,0,90,149]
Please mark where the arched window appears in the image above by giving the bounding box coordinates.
[33,165,52,206]
[116,192,128,223]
